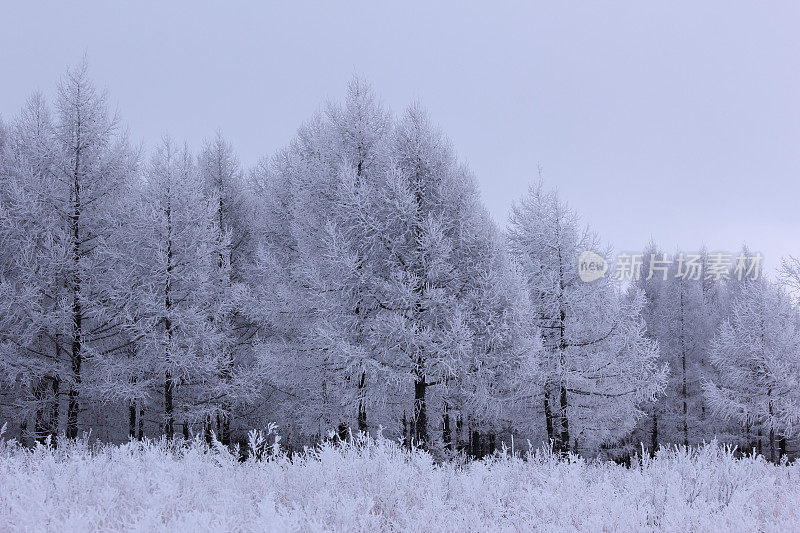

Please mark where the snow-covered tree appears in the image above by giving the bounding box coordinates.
[508,181,666,453]
[376,104,540,450]
[54,62,138,438]
[0,63,135,440]
[250,80,538,452]
[632,247,728,452]
[704,278,800,461]
[247,77,394,440]
[197,132,258,444]
[0,92,64,443]
[100,138,232,439]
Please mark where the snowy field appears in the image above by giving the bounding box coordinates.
[1,433,798,532]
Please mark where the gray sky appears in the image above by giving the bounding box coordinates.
[2,1,798,272]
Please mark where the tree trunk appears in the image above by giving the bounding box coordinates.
[442,407,452,452]
[67,147,83,441]
[337,422,348,442]
[164,200,175,439]
[768,391,776,463]
[50,378,59,444]
[164,370,174,439]
[413,372,427,447]
[544,389,554,449]
[402,410,408,448]
[471,430,481,459]
[129,399,137,439]
[556,247,569,456]
[67,357,80,438]
[769,428,776,463]
[456,416,464,452]
[559,383,570,454]
[680,285,689,448]
[221,415,231,446]
[357,371,367,434]
[757,428,763,457]
[33,379,48,444]
[67,303,82,439]
[651,412,658,458]
[204,415,213,444]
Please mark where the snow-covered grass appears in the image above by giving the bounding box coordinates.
[1,428,799,532]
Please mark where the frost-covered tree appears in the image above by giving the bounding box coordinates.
[0,93,64,443]
[508,182,666,453]
[250,80,537,452]
[100,138,231,439]
[632,247,727,452]
[55,63,137,438]
[704,279,800,462]
[0,64,135,440]
[376,105,540,450]
[197,132,257,444]
[247,77,394,440]
[307,101,540,452]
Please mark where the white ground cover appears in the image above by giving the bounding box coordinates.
[1,428,798,532]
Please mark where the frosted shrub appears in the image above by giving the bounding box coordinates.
[1,434,799,531]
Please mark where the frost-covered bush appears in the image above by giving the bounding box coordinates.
[1,429,799,531]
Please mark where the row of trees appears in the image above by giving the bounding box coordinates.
[1,64,798,459]
[626,248,800,461]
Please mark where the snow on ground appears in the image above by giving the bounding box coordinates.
[1,430,799,532]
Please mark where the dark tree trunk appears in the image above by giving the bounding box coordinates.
[164,370,174,439]
[221,415,231,446]
[651,412,658,458]
[67,326,81,439]
[129,400,137,439]
[33,379,48,444]
[680,286,689,448]
[50,378,59,444]
[559,383,570,454]
[442,407,452,451]
[544,389,554,449]
[357,371,367,434]
[67,154,82,441]
[402,410,408,448]
[204,415,213,444]
[768,392,776,463]
[757,429,763,457]
[779,436,787,460]
[471,430,481,459]
[182,420,190,440]
[556,259,569,456]
[413,374,428,447]
[769,428,776,463]
[214,413,231,446]
[164,201,175,440]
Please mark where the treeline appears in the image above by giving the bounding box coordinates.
[1,63,798,460]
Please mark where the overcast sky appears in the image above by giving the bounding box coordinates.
[2,1,798,272]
